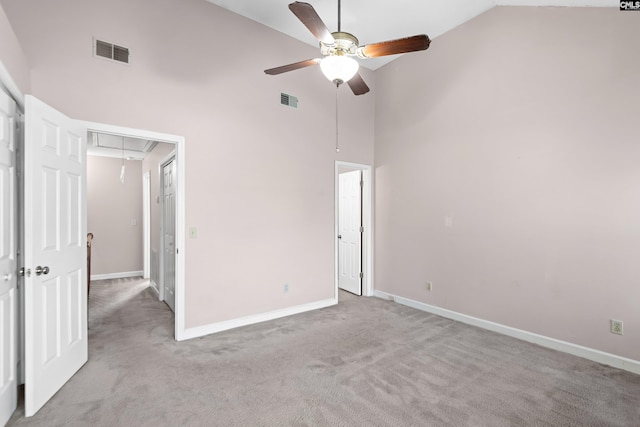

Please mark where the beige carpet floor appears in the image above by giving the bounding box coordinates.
[7,277,640,426]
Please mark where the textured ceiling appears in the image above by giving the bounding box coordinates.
[207,0,617,69]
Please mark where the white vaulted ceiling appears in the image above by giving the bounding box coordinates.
[207,0,617,69]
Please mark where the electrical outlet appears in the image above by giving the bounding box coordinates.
[283,283,289,293]
[426,281,433,291]
[611,319,623,335]
[189,227,197,238]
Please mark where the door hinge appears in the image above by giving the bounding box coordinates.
[360,180,363,187]
[359,272,363,279]
[360,226,364,233]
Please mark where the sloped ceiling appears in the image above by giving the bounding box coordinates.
[207,0,617,69]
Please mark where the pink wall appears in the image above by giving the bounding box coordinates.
[374,7,640,361]
[87,156,143,275]
[3,0,636,362]
[2,0,375,328]
[0,2,29,94]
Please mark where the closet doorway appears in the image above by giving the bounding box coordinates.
[335,161,373,299]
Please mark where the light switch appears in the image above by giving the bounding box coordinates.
[131,219,137,226]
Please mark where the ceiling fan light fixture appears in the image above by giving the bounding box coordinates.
[320,55,359,85]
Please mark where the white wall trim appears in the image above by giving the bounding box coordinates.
[335,161,374,298]
[179,298,338,341]
[375,290,640,376]
[90,270,143,281]
[0,59,25,110]
[142,170,151,280]
[149,280,159,298]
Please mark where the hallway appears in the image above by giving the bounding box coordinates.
[8,278,174,425]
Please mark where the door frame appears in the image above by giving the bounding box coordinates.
[0,85,19,424]
[142,170,151,280]
[335,161,373,298]
[1,62,24,425]
[0,62,24,112]
[79,120,186,340]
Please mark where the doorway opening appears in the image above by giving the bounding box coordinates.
[81,120,186,339]
[86,133,174,306]
[335,161,373,299]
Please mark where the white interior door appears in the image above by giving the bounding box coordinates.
[24,95,87,417]
[0,88,18,425]
[162,159,176,312]
[338,170,362,295]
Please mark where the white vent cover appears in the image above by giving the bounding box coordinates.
[95,39,130,64]
[281,93,298,108]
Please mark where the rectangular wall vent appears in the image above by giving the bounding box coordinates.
[281,93,298,109]
[95,39,130,64]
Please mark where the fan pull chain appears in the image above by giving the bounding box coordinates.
[335,82,340,153]
[338,0,341,32]
[120,136,126,183]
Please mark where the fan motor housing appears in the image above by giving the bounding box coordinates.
[320,31,359,56]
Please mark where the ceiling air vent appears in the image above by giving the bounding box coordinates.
[280,92,298,109]
[95,39,130,64]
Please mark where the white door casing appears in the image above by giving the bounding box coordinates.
[162,158,176,312]
[24,95,87,416]
[143,171,150,281]
[338,170,362,295]
[0,88,18,426]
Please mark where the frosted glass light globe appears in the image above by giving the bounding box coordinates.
[320,55,359,84]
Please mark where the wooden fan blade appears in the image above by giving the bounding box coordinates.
[289,2,335,45]
[347,73,370,96]
[264,58,321,75]
[358,34,430,58]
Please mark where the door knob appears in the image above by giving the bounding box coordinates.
[35,266,50,276]
[3,273,11,282]
[338,235,342,239]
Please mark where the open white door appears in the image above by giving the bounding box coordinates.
[24,95,87,416]
[338,170,362,295]
[162,158,176,312]
[0,88,18,425]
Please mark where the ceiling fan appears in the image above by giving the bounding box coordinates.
[264,1,431,95]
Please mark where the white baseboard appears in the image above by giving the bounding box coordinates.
[90,271,143,281]
[178,297,338,341]
[149,280,159,298]
[375,290,640,376]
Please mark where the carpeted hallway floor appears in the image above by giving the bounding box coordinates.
[7,277,640,426]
